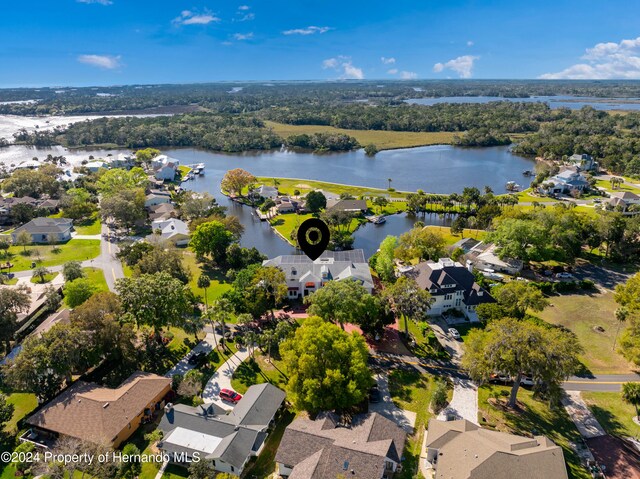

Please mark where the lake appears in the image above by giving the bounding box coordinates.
[0,140,533,258]
[405,95,640,111]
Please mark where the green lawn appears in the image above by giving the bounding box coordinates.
[516,188,558,203]
[242,409,296,478]
[29,271,58,284]
[83,267,108,292]
[231,355,288,394]
[181,251,232,305]
[269,213,313,245]
[7,240,101,272]
[582,391,640,439]
[74,215,101,235]
[595,178,640,195]
[265,121,456,150]
[536,292,635,374]
[478,385,590,479]
[2,392,37,434]
[423,225,487,247]
[388,369,450,479]
[256,176,410,197]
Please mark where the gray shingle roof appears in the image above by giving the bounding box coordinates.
[13,217,73,235]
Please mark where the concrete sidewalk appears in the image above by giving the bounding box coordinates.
[562,391,606,439]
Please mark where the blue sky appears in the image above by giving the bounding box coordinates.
[2,0,640,86]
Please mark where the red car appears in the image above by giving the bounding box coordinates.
[219,388,242,403]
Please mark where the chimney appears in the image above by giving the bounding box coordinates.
[164,402,173,413]
[466,260,473,273]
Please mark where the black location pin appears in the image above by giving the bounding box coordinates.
[297,218,330,260]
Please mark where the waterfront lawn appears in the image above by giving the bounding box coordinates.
[536,292,635,374]
[516,189,558,203]
[269,213,313,245]
[582,391,640,439]
[423,225,487,246]
[265,121,456,150]
[478,385,590,479]
[7,240,101,272]
[256,176,409,197]
[595,178,640,195]
[74,214,101,235]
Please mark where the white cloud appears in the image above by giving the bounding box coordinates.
[239,12,254,21]
[78,54,121,69]
[283,26,331,35]
[173,10,220,26]
[238,5,250,10]
[400,70,417,79]
[387,68,398,75]
[233,32,254,41]
[467,40,474,47]
[77,0,112,4]
[540,36,640,79]
[381,57,396,64]
[322,56,364,79]
[433,55,479,78]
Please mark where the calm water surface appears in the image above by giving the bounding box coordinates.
[406,95,640,111]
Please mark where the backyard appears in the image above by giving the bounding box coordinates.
[5,239,101,272]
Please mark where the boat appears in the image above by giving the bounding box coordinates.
[522,170,533,176]
[371,216,386,224]
[505,181,521,192]
[196,163,205,175]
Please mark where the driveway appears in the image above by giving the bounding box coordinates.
[562,391,606,439]
[369,373,416,433]
[164,333,218,378]
[429,318,464,364]
[202,347,251,411]
[437,377,478,424]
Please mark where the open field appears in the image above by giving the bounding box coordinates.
[73,214,101,235]
[83,267,108,292]
[424,225,487,246]
[536,292,636,374]
[256,176,408,197]
[6,239,101,272]
[595,178,640,195]
[181,250,232,305]
[29,271,58,284]
[265,121,457,150]
[478,385,590,479]
[582,391,640,439]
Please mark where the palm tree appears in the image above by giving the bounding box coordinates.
[613,307,628,351]
[622,382,640,420]
[33,266,51,284]
[387,178,392,190]
[197,274,211,312]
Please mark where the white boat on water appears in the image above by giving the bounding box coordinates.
[505,181,521,192]
[196,163,205,175]
[372,216,386,224]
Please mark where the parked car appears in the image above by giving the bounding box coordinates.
[219,388,243,403]
[448,328,461,340]
[369,385,381,403]
[188,351,207,365]
[489,373,513,384]
[555,272,574,279]
[520,375,535,387]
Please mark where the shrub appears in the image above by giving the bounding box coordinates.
[430,380,448,413]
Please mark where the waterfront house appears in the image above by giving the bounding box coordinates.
[84,160,108,173]
[147,218,190,246]
[540,167,590,195]
[23,372,171,449]
[254,185,278,199]
[275,411,406,479]
[402,258,495,321]
[151,155,180,181]
[263,249,374,298]
[326,199,368,213]
[467,242,523,275]
[12,217,73,243]
[567,153,597,171]
[606,191,640,214]
[424,419,568,479]
[104,153,135,169]
[158,383,285,476]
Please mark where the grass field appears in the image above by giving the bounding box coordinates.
[478,385,590,479]
[83,267,108,292]
[2,392,37,434]
[582,391,640,439]
[181,251,232,305]
[231,355,288,394]
[595,178,640,195]
[74,214,101,235]
[29,271,58,284]
[516,188,558,203]
[423,225,487,246]
[7,239,101,272]
[256,176,409,197]
[536,292,635,374]
[265,121,457,150]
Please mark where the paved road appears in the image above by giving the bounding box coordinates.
[564,373,640,392]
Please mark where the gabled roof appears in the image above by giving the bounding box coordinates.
[27,372,171,444]
[426,419,568,479]
[276,412,407,479]
[13,217,73,235]
[407,258,495,306]
[158,384,285,470]
[610,191,640,201]
[326,199,368,212]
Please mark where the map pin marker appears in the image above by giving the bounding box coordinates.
[297,218,330,260]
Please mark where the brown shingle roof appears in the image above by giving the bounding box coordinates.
[27,371,171,444]
[276,412,406,479]
[426,419,569,479]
